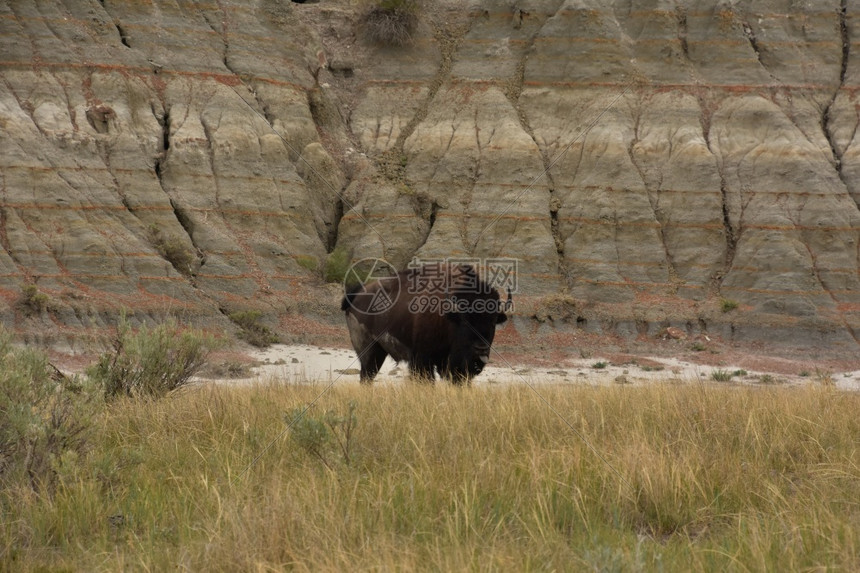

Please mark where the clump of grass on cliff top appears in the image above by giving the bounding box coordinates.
[360,0,420,46]
[3,381,859,571]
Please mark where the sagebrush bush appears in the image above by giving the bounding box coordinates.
[228,310,279,348]
[148,224,195,276]
[711,368,733,381]
[286,401,357,469]
[360,0,419,46]
[88,316,220,399]
[324,246,352,284]
[19,284,50,315]
[0,328,94,491]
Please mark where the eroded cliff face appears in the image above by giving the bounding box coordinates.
[1,0,859,352]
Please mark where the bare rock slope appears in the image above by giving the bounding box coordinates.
[1,0,859,354]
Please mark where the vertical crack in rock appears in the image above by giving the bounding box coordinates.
[200,113,268,293]
[503,13,567,281]
[374,12,473,254]
[628,105,677,291]
[153,105,170,191]
[462,109,482,253]
[197,1,232,73]
[741,20,761,66]
[812,0,857,345]
[169,197,205,273]
[115,22,130,48]
[414,195,439,252]
[698,93,737,295]
[199,115,222,227]
[94,134,131,215]
[428,200,438,231]
[151,105,204,275]
[327,199,344,254]
[788,200,860,345]
[97,1,131,49]
[739,15,779,84]
[823,0,852,204]
[0,174,23,270]
[676,7,689,59]
[392,15,472,153]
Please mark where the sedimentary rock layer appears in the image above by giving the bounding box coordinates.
[1,0,858,350]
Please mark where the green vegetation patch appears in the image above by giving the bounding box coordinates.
[228,310,280,348]
[3,381,859,571]
[19,284,51,316]
[0,327,95,493]
[324,246,352,284]
[88,315,220,399]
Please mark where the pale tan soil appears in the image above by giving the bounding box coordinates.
[209,321,860,391]
[44,309,860,390]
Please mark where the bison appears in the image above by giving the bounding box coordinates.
[341,263,510,384]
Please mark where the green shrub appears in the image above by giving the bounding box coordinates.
[149,224,195,276]
[88,316,220,399]
[0,328,94,491]
[295,255,319,273]
[360,0,420,46]
[591,361,608,369]
[720,298,739,312]
[228,310,279,348]
[711,369,733,382]
[286,401,357,469]
[324,246,352,284]
[19,284,50,315]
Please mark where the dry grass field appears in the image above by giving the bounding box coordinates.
[3,370,860,571]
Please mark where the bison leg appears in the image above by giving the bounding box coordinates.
[439,364,470,386]
[408,357,436,383]
[358,344,388,384]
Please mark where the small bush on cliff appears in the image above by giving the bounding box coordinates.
[228,310,280,348]
[324,246,351,284]
[19,284,51,316]
[295,255,319,273]
[148,224,195,277]
[89,316,219,399]
[360,0,420,46]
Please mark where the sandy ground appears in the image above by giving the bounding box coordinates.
[210,343,860,391]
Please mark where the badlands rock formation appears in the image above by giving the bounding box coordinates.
[1,0,858,353]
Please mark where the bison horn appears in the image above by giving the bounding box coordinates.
[505,287,513,311]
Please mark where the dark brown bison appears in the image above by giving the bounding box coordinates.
[341,264,510,384]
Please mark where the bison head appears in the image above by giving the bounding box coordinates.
[442,274,510,382]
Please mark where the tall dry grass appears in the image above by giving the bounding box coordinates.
[2,380,859,571]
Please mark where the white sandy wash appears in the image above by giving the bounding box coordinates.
[207,344,860,390]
